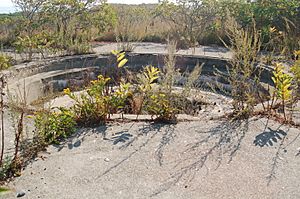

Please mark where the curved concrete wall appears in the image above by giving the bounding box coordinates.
[6,53,274,104]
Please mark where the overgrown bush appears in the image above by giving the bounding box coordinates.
[14,32,57,61]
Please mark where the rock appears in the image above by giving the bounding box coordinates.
[16,191,26,198]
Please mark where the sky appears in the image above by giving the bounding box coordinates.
[0,0,160,13]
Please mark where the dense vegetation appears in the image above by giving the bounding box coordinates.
[0,0,299,55]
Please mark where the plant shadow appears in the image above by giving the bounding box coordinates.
[53,125,109,151]
[111,132,133,145]
[95,122,174,180]
[151,119,249,197]
[254,127,287,147]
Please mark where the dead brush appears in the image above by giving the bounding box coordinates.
[161,40,179,93]
[6,81,31,177]
[217,15,263,118]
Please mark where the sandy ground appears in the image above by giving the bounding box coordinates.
[3,116,300,199]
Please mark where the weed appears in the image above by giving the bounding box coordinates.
[219,15,262,117]
[291,50,300,98]
[182,62,203,97]
[161,40,178,93]
[110,82,132,114]
[64,76,110,125]
[136,65,177,121]
[0,55,12,70]
[0,157,12,180]
[138,65,160,93]
[34,108,76,144]
[145,92,177,122]
[271,63,293,121]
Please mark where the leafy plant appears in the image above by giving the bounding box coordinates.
[272,62,293,120]
[138,65,160,92]
[34,108,76,144]
[0,55,12,70]
[136,65,177,121]
[145,92,177,122]
[64,75,111,125]
[111,50,128,68]
[110,82,132,114]
[291,50,300,97]
[131,65,160,116]
[0,157,12,180]
[0,155,22,181]
[14,35,35,61]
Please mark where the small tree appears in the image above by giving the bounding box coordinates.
[12,0,46,60]
[156,0,216,48]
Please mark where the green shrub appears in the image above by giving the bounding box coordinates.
[64,75,111,125]
[0,55,12,70]
[137,65,160,93]
[34,108,76,144]
[137,65,178,121]
[272,63,293,102]
[271,62,294,120]
[110,82,132,113]
[145,92,177,122]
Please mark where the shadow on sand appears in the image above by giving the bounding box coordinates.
[151,119,249,197]
[254,127,287,147]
